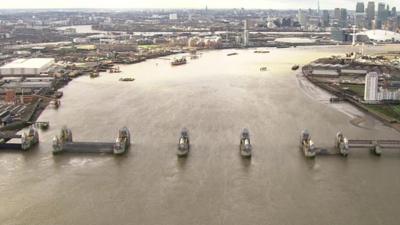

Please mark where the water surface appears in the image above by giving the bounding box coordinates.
[1,45,400,225]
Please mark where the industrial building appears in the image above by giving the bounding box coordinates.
[363,72,400,103]
[364,72,379,103]
[0,58,55,76]
[311,69,340,77]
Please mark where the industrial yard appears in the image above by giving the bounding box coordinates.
[303,47,400,130]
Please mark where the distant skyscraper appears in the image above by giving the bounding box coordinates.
[364,72,379,102]
[322,10,330,27]
[392,7,397,17]
[386,5,390,19]
[334,8,341,21]
[340,8,348,27]
[333,8,347,28]
[377,3,386,29]
[366,1,376,29]
[356,2,365,13]
[356,2,365,28]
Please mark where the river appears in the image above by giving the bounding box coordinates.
[1,45,400,225]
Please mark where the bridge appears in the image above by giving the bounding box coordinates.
[301,130,400,157]
[52,126,131,155]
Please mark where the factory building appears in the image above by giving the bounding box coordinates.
[0,58,55,76]
[364,72,379,103]
[363,72,400,103]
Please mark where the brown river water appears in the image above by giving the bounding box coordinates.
[1,45,400,225]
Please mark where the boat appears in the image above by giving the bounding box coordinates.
[54,91,63,99]
[109,66,121,73]
[276,44,290,49]
[36,121,50,130]
[49,99,61,109]
[254,50,270,54]
[260,67,267,71]
[171,57,187,66]
[300,130,316,158]
[177,128,190,157]
[119,77,135,82]
[96,68,107,72]
[227,52,238,56]
[292,65,300,71]
[239,129,252,157]
[90,72,99,78]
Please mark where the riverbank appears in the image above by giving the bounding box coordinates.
[302,67,400,132]
[3,46,400,225]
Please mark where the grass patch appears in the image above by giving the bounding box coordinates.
[391,105,400,116]
[365,104,400,121]
[138,44,160,49]
[341,84,365,97]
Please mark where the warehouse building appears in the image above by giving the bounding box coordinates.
[0,58,55,76]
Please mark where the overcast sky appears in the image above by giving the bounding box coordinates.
[0,0,399,10]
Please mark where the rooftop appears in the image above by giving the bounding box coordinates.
[357,30,400,42]
[0,58,55,69]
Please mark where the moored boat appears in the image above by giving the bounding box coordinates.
[292,65,300,71]
[90,72,99,78]
[171,57,187,66]
[36,121,50,130]
[119,77,135,82]
[254,50,270,53]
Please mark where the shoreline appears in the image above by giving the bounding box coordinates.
[301,67,400,133]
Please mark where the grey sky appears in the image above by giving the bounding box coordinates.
[0,0,399,10]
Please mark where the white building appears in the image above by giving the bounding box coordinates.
[377,88,400,101]
[357,30,400,42]
[364,72,379,103]
[243,20,249,47]
[297,10,309,28]
[169,14,178,20]
[0,58,55,76]
[364,72,400,103]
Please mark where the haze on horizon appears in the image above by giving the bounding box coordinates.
[1,0,400,10]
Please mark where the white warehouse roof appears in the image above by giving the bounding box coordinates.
[1,58,54,69]
[0,58,55,76]
[275,37,316,44]
[312,69,339,76]
[357,30,400,42]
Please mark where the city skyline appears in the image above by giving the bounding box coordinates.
[0,0,399,10]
